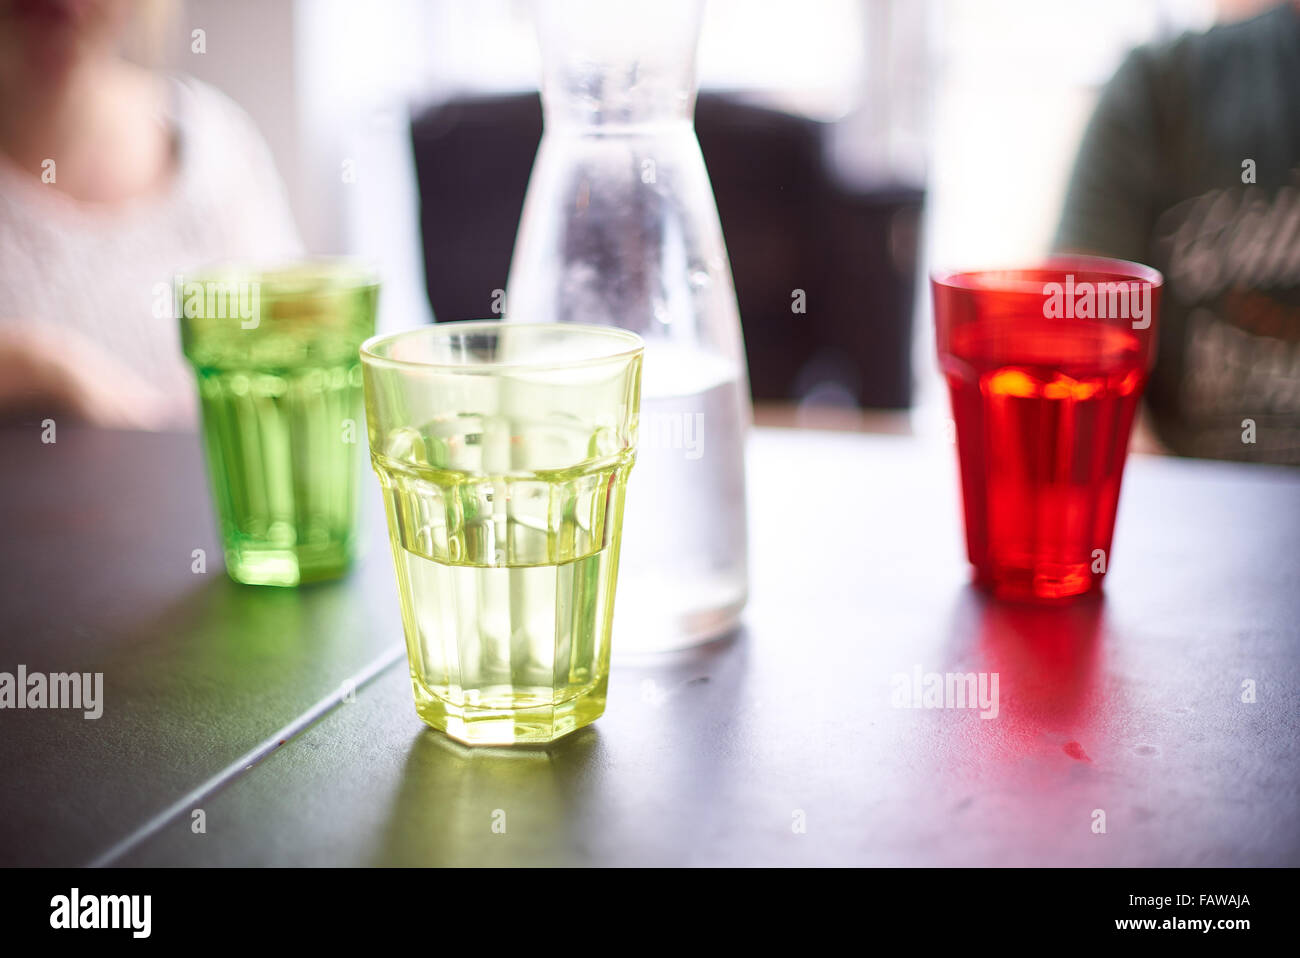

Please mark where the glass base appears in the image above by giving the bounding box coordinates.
[612,599,745,657]
[411,677,607,747]
[973,560,1101,603]
[224,541,354,587]
[612,566,749,657]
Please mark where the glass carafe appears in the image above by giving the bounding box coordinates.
[506,0,750,652]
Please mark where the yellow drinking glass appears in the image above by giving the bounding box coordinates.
[361,321,644,745]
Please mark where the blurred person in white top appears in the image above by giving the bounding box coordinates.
[0,0,302,429]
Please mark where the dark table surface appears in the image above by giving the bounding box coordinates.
[1,425,1297,867]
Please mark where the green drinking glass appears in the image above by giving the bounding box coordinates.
[361,321,644,745]
[179,261,379,587]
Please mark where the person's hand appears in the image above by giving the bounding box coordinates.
[0,325,179,430]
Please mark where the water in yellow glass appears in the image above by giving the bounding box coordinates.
[373,415,632,745]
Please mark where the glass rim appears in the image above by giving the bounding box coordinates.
[931,255,1164,295]
[360,321,645,373]
[182,256,381,297]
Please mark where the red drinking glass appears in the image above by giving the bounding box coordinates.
[933,257,1162,601]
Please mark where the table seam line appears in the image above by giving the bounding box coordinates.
[85,643,406,867]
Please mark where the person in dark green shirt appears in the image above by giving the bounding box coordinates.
[1055,2,1300,465]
